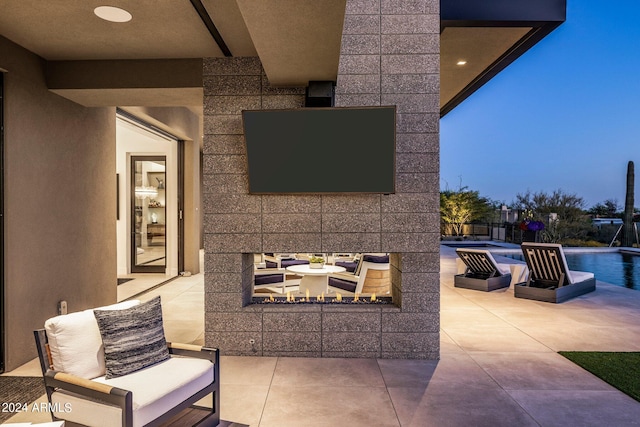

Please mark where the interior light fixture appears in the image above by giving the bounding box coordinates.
[456,60,467,66]
[135,186,158,200]
[94,6,132,23]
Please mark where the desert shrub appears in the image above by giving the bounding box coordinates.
[560,238,606,247]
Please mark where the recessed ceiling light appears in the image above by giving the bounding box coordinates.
[94,6,132,23]
[456,60,467,66]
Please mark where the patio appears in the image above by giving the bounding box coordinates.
[4,246,640,426]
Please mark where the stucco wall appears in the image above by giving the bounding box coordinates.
[1,36,116,370]
[202,0,440,358]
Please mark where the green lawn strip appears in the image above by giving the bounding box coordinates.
[559,351,640,402]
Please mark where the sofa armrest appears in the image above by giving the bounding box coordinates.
[51,371,118,395]
[167,342,218,363]
[330,271,358,281]
[167,342,219,364]
[168,342,202,352]
[255,267,285,273]
[44,370,132,414]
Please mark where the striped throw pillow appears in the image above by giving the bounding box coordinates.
[93,296,170,379]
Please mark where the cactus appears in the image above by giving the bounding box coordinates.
[622,161,635,247]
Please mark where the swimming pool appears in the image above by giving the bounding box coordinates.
[501,250,640,290]
[442,242,503,248]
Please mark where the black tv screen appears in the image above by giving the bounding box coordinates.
[242,106,396,194]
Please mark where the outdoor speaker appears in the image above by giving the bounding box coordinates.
[305,81,335,107]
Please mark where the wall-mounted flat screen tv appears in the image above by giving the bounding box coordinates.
[242,106,396,194]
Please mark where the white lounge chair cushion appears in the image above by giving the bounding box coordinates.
[496,263,511,275]
[509,264,530,287]
[45,300,140,379]
[568,270,595,285]
[51,356,214,427]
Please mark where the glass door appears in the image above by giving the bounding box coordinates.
[131,156,166,273]
[1,72,5,372]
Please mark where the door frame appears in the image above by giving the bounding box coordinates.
[117,110,184,277]
[178,140,185,274]
[0,72,5,373]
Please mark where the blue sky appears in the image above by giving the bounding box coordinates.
[440,0,640,210]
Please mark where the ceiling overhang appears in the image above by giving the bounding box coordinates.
[440,0,566,116]
[26,0,347,106]
[236,0,346,86]
[45,59,204,107]
[0,0,565,116]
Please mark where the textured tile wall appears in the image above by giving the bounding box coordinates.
[203,0,440,359]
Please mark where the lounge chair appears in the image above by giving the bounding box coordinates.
[328,254,390,295]
[262,253,309,269]
[254,268,286,287]
[514,242,596,303]
[454,248,512,291]
[254,253,307,294]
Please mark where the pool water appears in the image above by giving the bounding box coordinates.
[443,243,502,248]
[503,251,640,290]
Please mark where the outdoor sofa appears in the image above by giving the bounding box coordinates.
[34,297,220,427]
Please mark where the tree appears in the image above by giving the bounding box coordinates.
[440,188,493,236]
[588,199,620,217]
[622,161,635,247]
[514,189,591,242]
[514,189,586,221]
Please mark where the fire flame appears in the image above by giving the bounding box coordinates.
[264,290,381,304]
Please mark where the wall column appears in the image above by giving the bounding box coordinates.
[202,0,440,359]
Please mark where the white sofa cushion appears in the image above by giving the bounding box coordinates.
[45,300,140,379]
[51,356,214,427]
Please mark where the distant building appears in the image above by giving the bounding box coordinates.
[499,206,519,223]
[592,218,623,229]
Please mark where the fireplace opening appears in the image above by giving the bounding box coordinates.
[252,253,392,304]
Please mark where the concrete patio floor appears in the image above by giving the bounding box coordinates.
[5,246,640,426]
[435,244,640,427]
[221,246,640,427]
